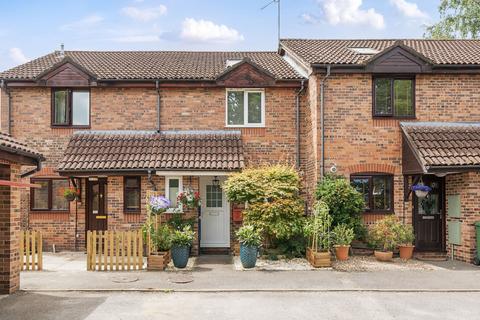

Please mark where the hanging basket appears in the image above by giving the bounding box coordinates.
[411,184,432,199]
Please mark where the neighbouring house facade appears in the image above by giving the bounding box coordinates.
[0,51,304,255]
[1,39,480,264]
[280,39,480,263]
[0,133,44,294]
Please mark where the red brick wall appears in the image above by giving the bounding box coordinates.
[446,172,480,263]
[6,85,299,251]
[309,73,480,224]
[0,164,21,294]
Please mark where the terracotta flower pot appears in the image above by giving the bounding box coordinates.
[374,250,393,262]
[399,245,415,260]
[334,245,350,261]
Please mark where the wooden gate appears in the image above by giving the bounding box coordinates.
[86,230,144,271]
[19,230,43,271]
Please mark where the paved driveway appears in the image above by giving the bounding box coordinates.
[2,291,480,320]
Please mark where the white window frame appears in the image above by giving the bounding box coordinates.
[225,89,265,128]
[165,176,183,213]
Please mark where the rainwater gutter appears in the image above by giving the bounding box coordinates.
[295,80,305,169]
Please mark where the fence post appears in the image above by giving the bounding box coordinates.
[38,232,43,270]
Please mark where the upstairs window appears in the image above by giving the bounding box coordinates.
[226,89,265,127]
[373,77,414,118]
[350,174,393,213]
[52,89,90,126]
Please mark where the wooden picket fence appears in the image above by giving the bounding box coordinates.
[86,230,144,271]
[19,230,43,271]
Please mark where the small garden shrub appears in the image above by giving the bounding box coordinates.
[167,212,196,231]
[332,224,355,246]
[305,201,333,252]
[224,165,306,256]
[315,175,365,239]
[367,215,401,252]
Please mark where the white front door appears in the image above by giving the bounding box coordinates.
[200,176,230,248]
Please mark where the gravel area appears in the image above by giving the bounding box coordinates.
[332,255,442,272]
[234,257,322,271]
[233,255,441,272]
[165,257,197,272]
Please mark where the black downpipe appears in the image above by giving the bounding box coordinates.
[156,80,161,133]
[148,170,157,191]
[0,80,11,135]
[295,80,305,169]
[320,66,331,180]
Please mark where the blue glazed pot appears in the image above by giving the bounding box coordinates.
[240,244,258,268]
[171,245,190,268]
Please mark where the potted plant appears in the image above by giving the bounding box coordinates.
[236,225,262,268]
[170,225,195,268]
[64,187,80,202]
[397,223,415,260]
[146,224,172,270]
[177,188,201,209]
[411,184,432,198]
[368,215,400,262]
[147,195,171,215]
[332,224,354,261]
[305,201,333,267]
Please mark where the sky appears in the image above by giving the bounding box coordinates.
[0,0,441,71]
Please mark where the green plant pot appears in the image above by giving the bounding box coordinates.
[240,244,258,268]
[171,245,190,268]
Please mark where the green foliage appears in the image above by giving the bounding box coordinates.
[305,201,333,252]
[151,224,172,252]
[397,223,415,246]
[273,235,307,259]
[367,215,402,252]
[225,165,305,251]
[243,199,306,242]
[332,224,355,246]
[167,213,196,231]
[425,0,480,39]
[236,225,262,247]
[223,165,300,203]
[171,226,195,247]
[315,175,364,238]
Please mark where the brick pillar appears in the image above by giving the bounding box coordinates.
[0,164,20,294]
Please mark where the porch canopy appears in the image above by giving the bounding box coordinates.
[401,122,480,175]
[57,130,244,175]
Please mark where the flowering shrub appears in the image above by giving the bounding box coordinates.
[147,195,170,215]
[177,188,201,209]
[171,226,196,247]
[236,225,262,247]
[367,215,401,252]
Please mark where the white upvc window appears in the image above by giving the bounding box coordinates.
[225,89,265,127]
[165,176,183,213]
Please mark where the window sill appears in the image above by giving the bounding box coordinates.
[372,116,416,120]
[363,211,394,215]
[30,210,70,214]
[225,124,265,128]
[51,125,91,129]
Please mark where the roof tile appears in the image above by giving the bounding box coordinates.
[57,130,244,172]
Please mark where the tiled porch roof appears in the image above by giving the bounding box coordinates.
[0,132,44,162]
[401,122,480,172]
[57,130,244,174]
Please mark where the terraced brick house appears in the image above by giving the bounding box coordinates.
[0,51,304,255]
[1,39,480,264]
[280,39,480,263]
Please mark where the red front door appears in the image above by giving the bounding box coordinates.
[87,178,107,231]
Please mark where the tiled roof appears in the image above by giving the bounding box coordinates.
[401,122,480,169]
[57,130,244,173]
[280,39,480,65]
[0,132,44,161]
[0,51,303,81]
